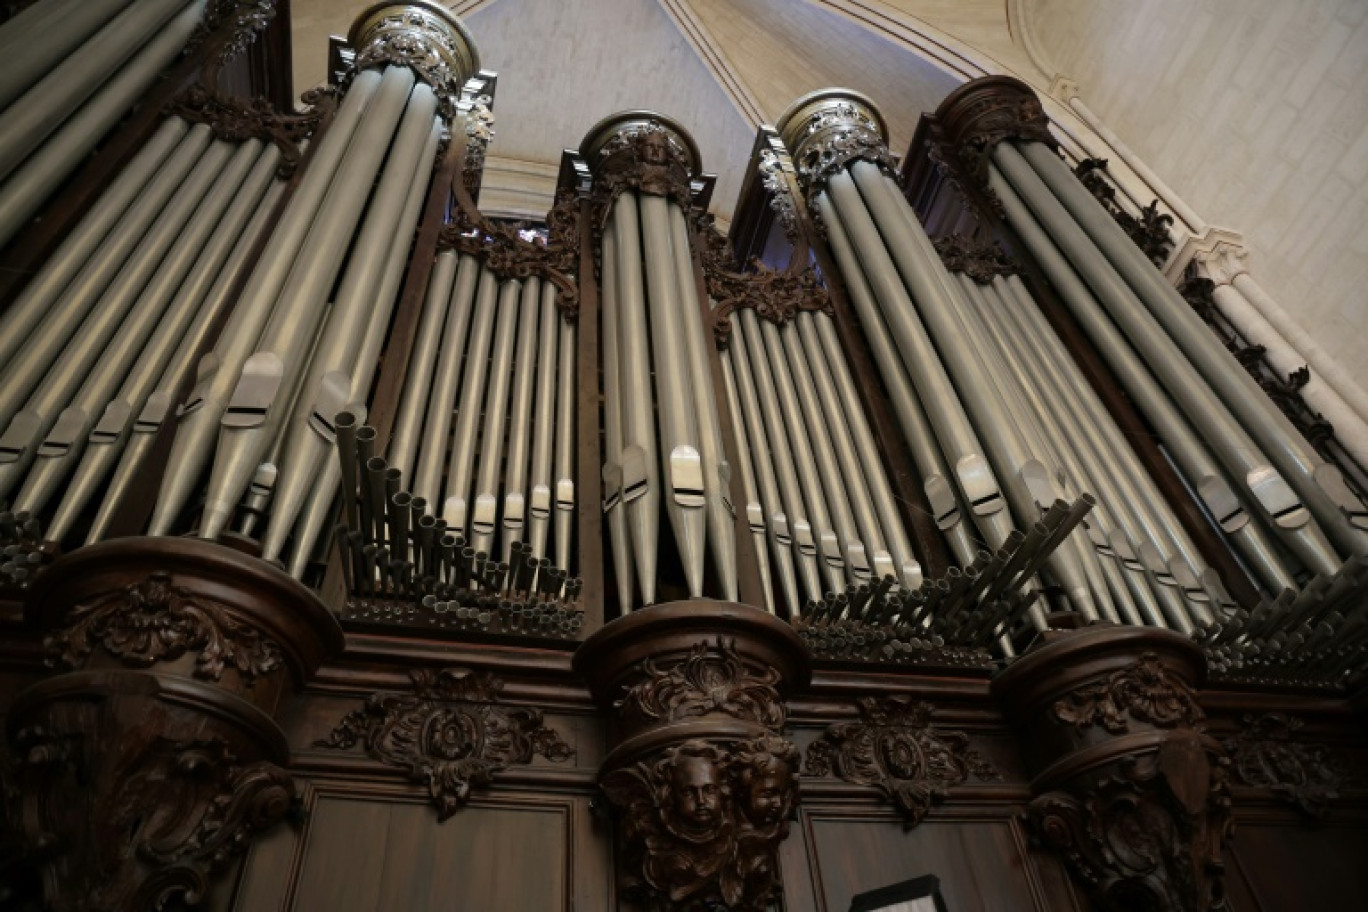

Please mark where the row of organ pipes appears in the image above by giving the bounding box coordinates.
[2,1,1366,680]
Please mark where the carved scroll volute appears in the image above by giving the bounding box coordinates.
[5,537,343,911]
[575,601,810,912]
[993,625,1232,912]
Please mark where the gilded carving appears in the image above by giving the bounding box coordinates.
[804,697,999,827]
[757,147,800,243]
[786,99,896,192]
[615,638,786,731]
[1052,651,1205,734]
[315,668,574,820]
[44,571,284,682]
[602,734,800,912]
[348,5,479,118]
[1222,713,1344,818]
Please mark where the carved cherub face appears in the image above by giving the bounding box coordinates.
[640,130,673,167]
[739,756,793,827]
[670,754,723,832]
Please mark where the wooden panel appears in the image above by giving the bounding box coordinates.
[1225,822,1368,910]
[788,810,1074,912]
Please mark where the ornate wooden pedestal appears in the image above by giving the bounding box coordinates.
[3,537,343,911]
[575,601,810,912]
[993,624,1231,912]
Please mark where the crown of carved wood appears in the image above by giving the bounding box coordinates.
[932,234,1020,284]
[437,194,581,321]
[929,75,1056,190]
[805,696,999,828]
[602,734,801,912]
[316,668,574,820]
[582,115,700,237]
[1222,713,1346,818]
[346,2,481,118]
[776,90,896,195]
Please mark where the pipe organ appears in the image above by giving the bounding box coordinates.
[0,4,1365,911]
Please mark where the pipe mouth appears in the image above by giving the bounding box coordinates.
[577,110,703,178]
[348,1,482,90]
[774,87,888,161]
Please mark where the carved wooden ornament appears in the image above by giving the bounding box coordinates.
[1223,713,1345,818]
[805,696,999,828]
[316,668,574,819]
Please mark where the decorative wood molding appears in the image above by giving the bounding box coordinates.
[757,147,800,243]
[602,734,800,912]
[1051,650,1206,735]
[932,235,1020,284]
[617,638,786,731]
[804,696,999,828]
[45,571,284,683]
[581,113,701,237]
[1223,713,1345,819]
[930,75,1056,189]
[315,668,575,820]
[1073,158,1175,268]
[166,82,337,178]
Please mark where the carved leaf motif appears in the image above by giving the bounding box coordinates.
[44,572,284,682]
[804,696,999,828]
[1053,652,1205,734]
[615,639,786,730]
[789,100,897,193]
[167,82,334,178]
[1222,713,1344,818]
[315,668,574,820]
[932,235,1019,284]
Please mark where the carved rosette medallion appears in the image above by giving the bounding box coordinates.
[932,235,1020,285]
[1222,713,1345,818]
[805,697,999,828]
[775,88,896,194]
[993,627,1232,912]
[316,668,574,820]
[45,571,284,682]
[575,601,810,912]
[346,1,481,118]
[579,111,702,235]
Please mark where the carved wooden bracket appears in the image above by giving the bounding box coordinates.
[315,668,574,820]
[994,626,1233,912]
[1223,712,1346,818]
[576,601,810,912]
[805,696,999,828]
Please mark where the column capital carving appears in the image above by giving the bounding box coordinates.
[578,110,702,234]
[346,1,481,117]
[774,88,895,193]
[931,75,1057,188]
[1165,226,1249,285]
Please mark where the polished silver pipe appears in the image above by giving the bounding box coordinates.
[0,0,188,183]
[262,91,439,558]
[816,182,1012,553]
[148,67,384,536]
[282,118,441,570]
[470,278,524,554]
[0,0,132,109]
[668,200,736,599]
[814,191,977,566]
[845,161,1091,621]
[0,0,204,248]
[553,310,576,572]
[612,193,660,603]
[527,280,559,560]
[724,322,799,614]
[0,126,220,501]
[719,338,775,614]
[414,254,478,506]
[736,309,823,601]
[600,222,635,608]
[987,166,1334,584]
[83,176,285,544]
[0,120,206,432]
[501,277,543,559]
[35,139,273,535]
[0,116,184,369]
[388,252,457,485]
[808,312,922,588]
[640,193,705,596]
[198,66,417,541]
[443,269,502,532]
[1016,141,1367,557]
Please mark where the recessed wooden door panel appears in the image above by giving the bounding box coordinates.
[1225,822,1368,911]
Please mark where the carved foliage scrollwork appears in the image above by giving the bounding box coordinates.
[932,234,1019,284]
[757,147,800,243]
[438,191,581,321]
[1222,713,1345,818]
[315,668,574,820]
[693,214,831,348]
[199,0,277,68]
[949,92,1055,188]
[602,735,801,912]
[349,5,473,118]
[589,122,696,235]
[1073,158,1175,267]
[1052,651,1206,734]
[461,94,495,198]
[167,82,337,178]
[616,639,786,731]
[44,571,285,682]
[805,697,999,828]
[788,100,896,193]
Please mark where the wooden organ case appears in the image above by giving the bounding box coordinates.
[0,4,1365,911]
